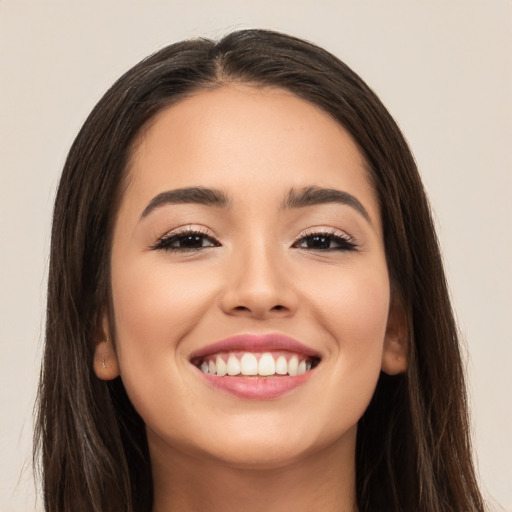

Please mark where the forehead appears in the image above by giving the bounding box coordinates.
[123,85,380,228]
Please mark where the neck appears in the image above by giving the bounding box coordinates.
[150,426,358,512]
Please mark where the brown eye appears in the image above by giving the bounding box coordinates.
[293,232,357,251]
[153,231,220,252]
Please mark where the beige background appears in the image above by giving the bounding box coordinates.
[1,1,511,510]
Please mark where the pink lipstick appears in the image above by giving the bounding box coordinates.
[190,333,319,360]
[190,334,320,399]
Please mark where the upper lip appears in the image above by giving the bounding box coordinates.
[189,333,320,361]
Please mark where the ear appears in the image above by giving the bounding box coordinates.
[381,296,408,375]
[93,314,120,380]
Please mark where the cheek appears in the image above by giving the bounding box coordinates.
[307,258,390,339]
[309,265,390,432]
[109,259,217,400]
[306,259,390,390]
[113,257,213,336]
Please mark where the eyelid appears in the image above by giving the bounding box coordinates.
[150,224,219,250]
[294,226,353,241]
[292,226,358,250]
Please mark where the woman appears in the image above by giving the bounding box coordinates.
[35,29,485,512]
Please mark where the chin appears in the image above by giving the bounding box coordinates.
[155,418,357,472]
[198,442,318,471]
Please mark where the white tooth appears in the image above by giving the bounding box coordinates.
[216,356,227,376]
[297,360,306,375]
[200,361,209,373]
[226,354,241,375]
[208,360,217,375]
[275,355,288,375]
[306,361,312,371]
[240,353,258,375]
[288,355,299,376]
[258,352,276,376]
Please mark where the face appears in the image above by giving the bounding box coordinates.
[95,85,406,469]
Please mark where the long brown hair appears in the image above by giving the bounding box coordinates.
[35,29,485,512]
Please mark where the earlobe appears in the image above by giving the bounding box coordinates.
[381,340,407,375]
[381,296,408,375]
[93,317,120,380]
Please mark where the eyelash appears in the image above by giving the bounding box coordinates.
[151,227,358,253]
[151,227,220,252]
[292,229,358,252]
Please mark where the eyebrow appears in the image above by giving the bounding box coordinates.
[282,186,371,222]
[140,185,371,223]
[140,187,229,220]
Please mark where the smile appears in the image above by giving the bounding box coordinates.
[189,334,321,398]
[195,351,317,377]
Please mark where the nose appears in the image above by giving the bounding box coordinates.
[219,244,298,319]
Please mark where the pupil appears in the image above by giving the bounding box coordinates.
[308,235,330,249]
[181,235,203,247]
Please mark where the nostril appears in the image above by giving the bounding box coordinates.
[225,302,293,318]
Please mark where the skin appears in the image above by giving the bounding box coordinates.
[94,85,407,512]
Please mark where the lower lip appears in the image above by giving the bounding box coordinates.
[197,370,314,399]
